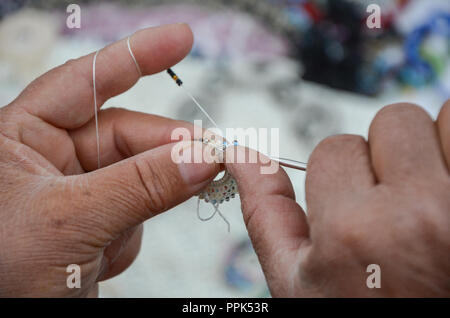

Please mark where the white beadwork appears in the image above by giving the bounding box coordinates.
[196,138,239,231]
[197,137,238,205]
[198,170,238,205]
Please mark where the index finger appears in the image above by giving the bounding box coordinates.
[11,23,193,129]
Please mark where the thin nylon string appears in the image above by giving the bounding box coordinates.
[182,85,220,130]
[216,207,231,233]
[197,197,217,221]
[95,40,231,230]
[181,84,308,171]
[181,83,232,231]
[127,36,142,76]
[93,50,101,169]
[197,197,231,233]
[92,37,142,170]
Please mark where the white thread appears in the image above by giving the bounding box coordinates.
[197,196,216,221]
[92,37,141,170]
[180,81,233,232]
[93,50,101,169]
[182,85,220,130]
[127,36,142,77]
[216,205,231,233]
[94,38,232,231]
[196,139,236,232]
[197,196,231,233]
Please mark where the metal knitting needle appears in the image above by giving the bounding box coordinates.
[269,157,307,171]
[167,68,308,172]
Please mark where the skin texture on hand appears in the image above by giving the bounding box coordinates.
[1,23,448,298]
[226,101,450,297]
[0,24,219,297]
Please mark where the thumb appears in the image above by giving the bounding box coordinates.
[225,146,309,294]
[75,141,219,238]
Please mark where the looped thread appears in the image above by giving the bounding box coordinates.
[197,197,231,233]
[127,36,142,77]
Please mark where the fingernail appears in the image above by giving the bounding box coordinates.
[178,143,218,185]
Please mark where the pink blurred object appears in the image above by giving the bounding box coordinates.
[60,3,289,60]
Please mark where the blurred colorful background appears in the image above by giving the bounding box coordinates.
[0,0,449,297]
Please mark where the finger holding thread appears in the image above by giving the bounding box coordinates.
[72,141,219,240]
[10,23,194,130]
[70,108,198,172]
[225,146,310,294]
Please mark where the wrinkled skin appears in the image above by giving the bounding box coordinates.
[226,101,450,297]
[0,22,449,297]
[0,24,220,297]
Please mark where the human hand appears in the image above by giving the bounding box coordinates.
[0,24,219,297]
[226,102,450,297]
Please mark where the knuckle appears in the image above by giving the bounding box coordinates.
[308,134,365,170]
[101,107,126,117]
[408,185,450,234]
[315,134,341,149]
[0,105,26,137]
[330,220,364,249]
[372,103,430,127]
[63,57,105,101]
[133,157,179,214]
[313,134,365,156]
[379,102,426,116]
[437,99,450,123]
[308,136,334,166]
[61,58,85,80]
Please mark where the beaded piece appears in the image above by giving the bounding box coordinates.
[122,38,240,231]
[196,138,239,232]
[198,170,238,205]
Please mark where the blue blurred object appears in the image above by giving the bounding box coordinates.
[403,13,450,89]
[224,239,269,296]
